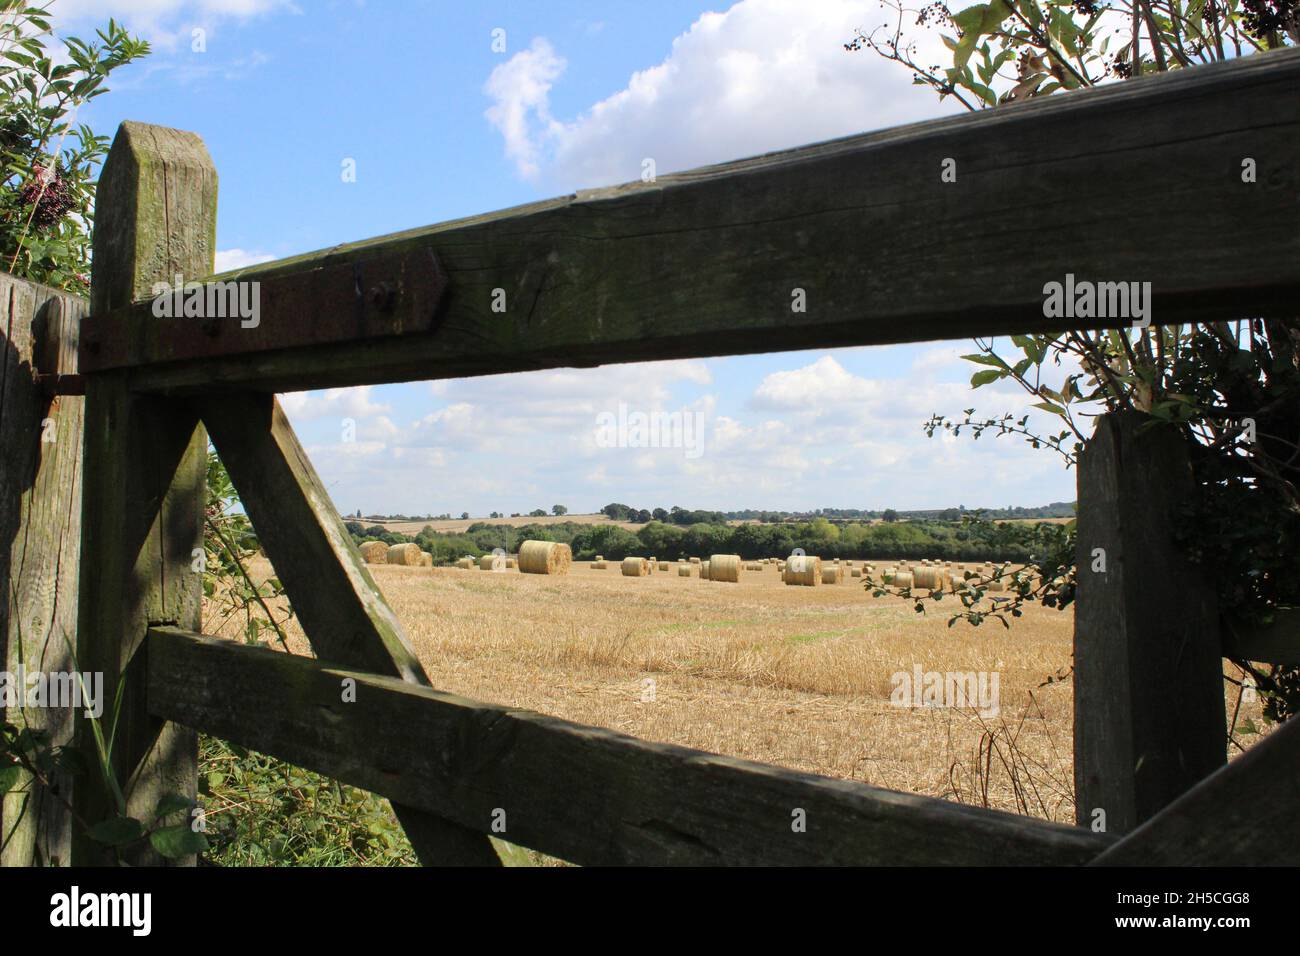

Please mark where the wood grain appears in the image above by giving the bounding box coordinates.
[0,273,86,866]
[72,123,215,865]
[147,627,1115,867]
[200,393,502,865]
[1092,711,1300,865]
[1222,607,1300,664]
[1074,412,1225,835]
[92,47,1300,395]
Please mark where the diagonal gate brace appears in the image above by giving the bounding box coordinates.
[199,392,501,866]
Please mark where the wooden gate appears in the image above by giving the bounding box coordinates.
[4,47,1299,866]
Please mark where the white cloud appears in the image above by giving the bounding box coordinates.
[483,37,567,180]
[214,248,275,273]
[751,355,883,409]
[280,386,391,424]
[50,0,294,50]
[485,0,956,188]
[428,360,712,425]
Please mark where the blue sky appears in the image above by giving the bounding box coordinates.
[52,0,1081,516]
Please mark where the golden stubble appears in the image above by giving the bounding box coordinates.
[215,558,1265,825]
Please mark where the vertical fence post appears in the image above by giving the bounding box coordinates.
[72,123,216,865]
[1074,410,1226,835]
[0,278,86,866]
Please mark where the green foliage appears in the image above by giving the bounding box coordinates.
[865,515,1077,628]
[847,0,1295,113]
[198,737,415,866]
[1,671,208,863]
[0,2,150,292]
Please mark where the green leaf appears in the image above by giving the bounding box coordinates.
[149,824,209,859]
[961,352,1009,369]
[970,82,997,107]
[155,793,194,819]
[970,369,1004,387]
[89,815,145,846]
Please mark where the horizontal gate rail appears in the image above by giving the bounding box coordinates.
[147,627,1114,867]
[1222,607,1300,664]
[85,47,1300,396]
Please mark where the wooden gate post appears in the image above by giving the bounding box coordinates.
[1074,410,1226,835]
[0,278,86,866]
[71,123,216,865]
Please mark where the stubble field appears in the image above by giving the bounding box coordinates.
[219,558,1264,829]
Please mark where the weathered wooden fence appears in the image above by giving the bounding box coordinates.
[0,273,84,867]
[3,47,1299,866]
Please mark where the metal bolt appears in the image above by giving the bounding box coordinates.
[369,282,397,312]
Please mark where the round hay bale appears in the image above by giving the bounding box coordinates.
[621,557,649,577]
[593,560,607,570]
[708,554,742,583]
[518,540,571,575]
[456,556,474,569]
[506,557,516,568]
[658,561,670,571]
[910,566,945,590]
[595,555,604,562]
[821,564,844,585]
[894,570,915,588]
[386,543,422,566]
[478,554,498,571]
[783,555,822,587]
[700,561,710,578]
[418,551,433,568]
[359,540,389,564]
[678,565,691,577]
[777,561,786,572]
[689,556,701,564]
[851,568,862,577]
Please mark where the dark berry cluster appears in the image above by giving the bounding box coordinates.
[1240,0,1297,37]
[20,164,75,229]
[915,2,952,26]
[1107,55,1132,78]
[1072,0,1099,15]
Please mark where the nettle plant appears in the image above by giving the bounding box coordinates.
[0,1,149,293]
[849,1,1300,723]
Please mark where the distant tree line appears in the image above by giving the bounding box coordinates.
[599,501,1075,524]
[347,514,1069,566]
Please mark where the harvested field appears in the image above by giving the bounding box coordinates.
[220,557,1269,829]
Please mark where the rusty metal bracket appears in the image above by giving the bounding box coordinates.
[35,373,86,396]
[80,247,448,373]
